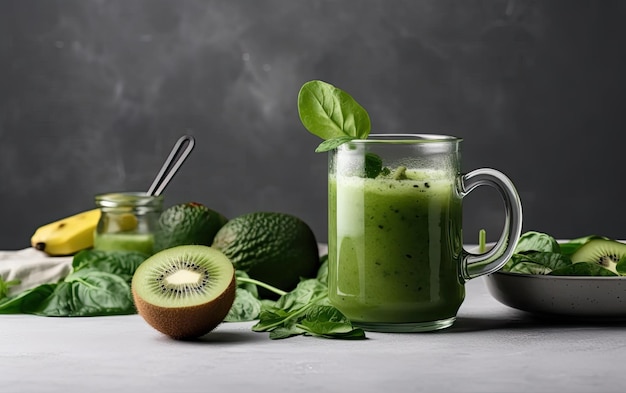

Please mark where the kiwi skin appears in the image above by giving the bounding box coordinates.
[132,273,236,340]
[131,245,236,340]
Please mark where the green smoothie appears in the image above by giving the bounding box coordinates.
[328,168,464,326]
[94,232,155,255]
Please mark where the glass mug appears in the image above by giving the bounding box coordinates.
[328,134,522,332]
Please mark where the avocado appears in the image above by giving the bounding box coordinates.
[211,211,320,299]
[153,202,228,252]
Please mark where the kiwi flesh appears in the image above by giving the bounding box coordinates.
[131,245,236,340]
[570,239,626,274]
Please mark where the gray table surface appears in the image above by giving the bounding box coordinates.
[2,276,625,393]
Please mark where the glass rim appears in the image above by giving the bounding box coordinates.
[95,192,163,207]
[348,134,462,144]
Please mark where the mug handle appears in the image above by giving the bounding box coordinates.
[459,168,523,281]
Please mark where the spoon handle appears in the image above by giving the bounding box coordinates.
[147,135,196,197]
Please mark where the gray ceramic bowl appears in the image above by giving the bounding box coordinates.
[484,271,626,320]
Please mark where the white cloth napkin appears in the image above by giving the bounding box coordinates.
[0,248,73,296]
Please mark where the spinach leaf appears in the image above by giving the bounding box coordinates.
[268,325,306,340]
[252,279,324,333]
[224,287,262,322]
[315,136,357,153]
[298,80,371,152]
[508,261,553,275]
[254,308,300,333]
[502,232,568,273]
[252,275,365,340]
[263,304,365,340]
[0,284,56,314]
[364,152,384,178]
[72,249,149,282]
[297,305,366,339]
[35,269,135,316]
[0,249,146,316]
[273,278,328,312]
[514,231,560,254]
[513,251,572,271]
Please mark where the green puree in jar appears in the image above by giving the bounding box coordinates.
[94,233,155,255]
[328,168,464,324]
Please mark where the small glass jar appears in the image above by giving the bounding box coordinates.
[93,192,163,255]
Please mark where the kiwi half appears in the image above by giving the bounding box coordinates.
[571,239,626,274]
[131,245,236,340]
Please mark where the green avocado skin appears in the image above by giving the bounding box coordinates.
[153,202,228,252]
[211,211,320,299]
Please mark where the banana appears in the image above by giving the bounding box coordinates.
[30,209,101,256]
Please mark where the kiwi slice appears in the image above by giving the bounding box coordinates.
[131,245,236,340]
[570,239,626,274]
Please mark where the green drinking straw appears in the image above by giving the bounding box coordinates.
[478,229,487,253]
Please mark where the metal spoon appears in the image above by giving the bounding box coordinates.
[147,135,196,196]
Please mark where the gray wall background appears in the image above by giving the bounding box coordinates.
[1,0,625,250]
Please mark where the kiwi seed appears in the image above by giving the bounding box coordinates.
[571,239,626,274]
[131,245,236,340]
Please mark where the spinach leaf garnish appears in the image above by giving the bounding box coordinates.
[297,80,371,152]
[364,152,384,178]
[297,80,388,181]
